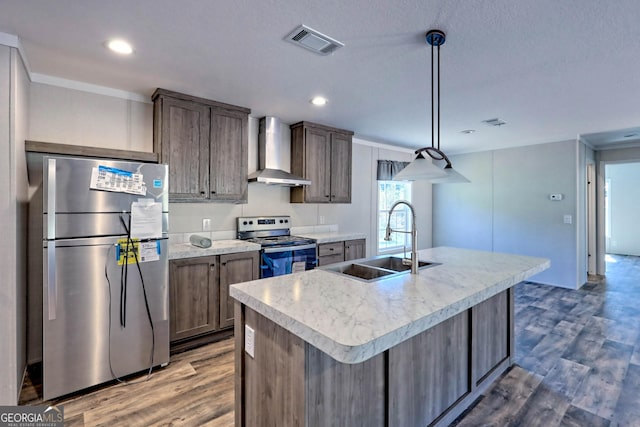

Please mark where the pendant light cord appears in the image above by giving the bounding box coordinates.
[437,44,441,151]
[431,41,435,150]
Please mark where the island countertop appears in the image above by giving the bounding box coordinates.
[230,246,549,364]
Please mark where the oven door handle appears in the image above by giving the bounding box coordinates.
[263,243,317,253]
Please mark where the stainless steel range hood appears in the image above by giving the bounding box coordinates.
[248,117,311,186]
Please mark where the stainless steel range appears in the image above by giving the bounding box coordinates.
[237,216,317,278]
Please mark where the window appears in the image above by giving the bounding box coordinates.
[378,180,412,253]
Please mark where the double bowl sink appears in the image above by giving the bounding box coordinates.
[322,255,441,282]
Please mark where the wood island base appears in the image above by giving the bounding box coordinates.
[234,289,513,427]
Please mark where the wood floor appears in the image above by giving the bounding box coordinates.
[20,339,236,426]
[21,254,640,426]
[453,254,640,427]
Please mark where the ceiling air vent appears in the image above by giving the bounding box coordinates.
[285,25,344,56]
[482,118,507,127]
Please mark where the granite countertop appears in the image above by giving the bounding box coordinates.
[296,231,367,244]
[230,246,549,364]
[169,239,261,260]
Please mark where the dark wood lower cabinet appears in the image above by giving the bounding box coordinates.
[235,288,514,427]
[344,238,366,261]
[219,252,259,329]
[389,311,470,427]
[169,251,259,346]
[169,256,218,341]
[473,291,509,384]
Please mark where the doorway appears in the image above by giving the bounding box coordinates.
[602,161,640,273]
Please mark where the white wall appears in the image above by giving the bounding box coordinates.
[29,83,152,152]
[434,140,581,289]
[605,162,640,255]
[0,44,29,405]
[433,151,494,251]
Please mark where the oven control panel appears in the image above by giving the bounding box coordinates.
[237,216,290,233]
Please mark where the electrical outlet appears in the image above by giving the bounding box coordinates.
[319,215,325,225]
[245,325,255,358]
[202,218,211,231]
[563,215,572,224]
[549,194,564,201]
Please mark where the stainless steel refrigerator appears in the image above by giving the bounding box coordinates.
[40,156,169,400]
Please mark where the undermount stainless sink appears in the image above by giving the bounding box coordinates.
[322,256,441,282]
[359,256,435,272]
[328,263,395,281]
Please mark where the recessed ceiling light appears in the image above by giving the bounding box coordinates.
[310,96,328,106]
[106,39,133,55]
[460,129,475,134]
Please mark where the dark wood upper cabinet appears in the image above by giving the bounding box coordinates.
[290,121,353,204]
[153,88,250,203]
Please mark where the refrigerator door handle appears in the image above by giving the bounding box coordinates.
[47,158,56,240]
[47,242,57,320]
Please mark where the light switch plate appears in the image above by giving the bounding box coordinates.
[549,194,564,201]
[202,218,211,231]
[245,325,255,358]
[563,214,573,224]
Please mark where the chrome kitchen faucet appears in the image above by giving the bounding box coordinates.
[384,200,418,274]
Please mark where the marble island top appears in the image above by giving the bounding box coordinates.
[230,246,549,364]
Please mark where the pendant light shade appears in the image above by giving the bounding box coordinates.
[430,166,471,184]
[393,152,446,181]
[393,29,470,184]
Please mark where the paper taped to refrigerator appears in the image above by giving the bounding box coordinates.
[139,241,160,262]
[131,199,163,239]
[90,165,146,196]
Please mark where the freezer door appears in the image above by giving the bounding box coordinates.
[43,156,168,238]
[43,236,169,400]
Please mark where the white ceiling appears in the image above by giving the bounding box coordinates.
[1,0,639,154]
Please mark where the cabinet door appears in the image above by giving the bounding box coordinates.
[219,251,260,329]
[472,290,509,384]
[344,239,366,261]
[389,310,470,427]
[330,132,352,203]
[169,256,218,341]
[304,127,332,203]
[160,97,210,201]
[210,109,248,202]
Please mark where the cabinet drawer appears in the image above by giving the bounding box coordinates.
[317,254,345,267]
[318,242,344,257]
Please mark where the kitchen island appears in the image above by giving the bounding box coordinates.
[230,247,549,427]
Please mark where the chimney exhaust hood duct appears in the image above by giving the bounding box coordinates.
[248,117,311,186]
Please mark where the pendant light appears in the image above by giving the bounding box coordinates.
[394,30,469,184]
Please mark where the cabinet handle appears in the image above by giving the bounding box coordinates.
[210,264,215,268]
[200,191,205,195]
[211,190,216,194]
[222,262,227,266]
[325,195,330,198]
[331,195,335,198]
[329,248,334,251]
